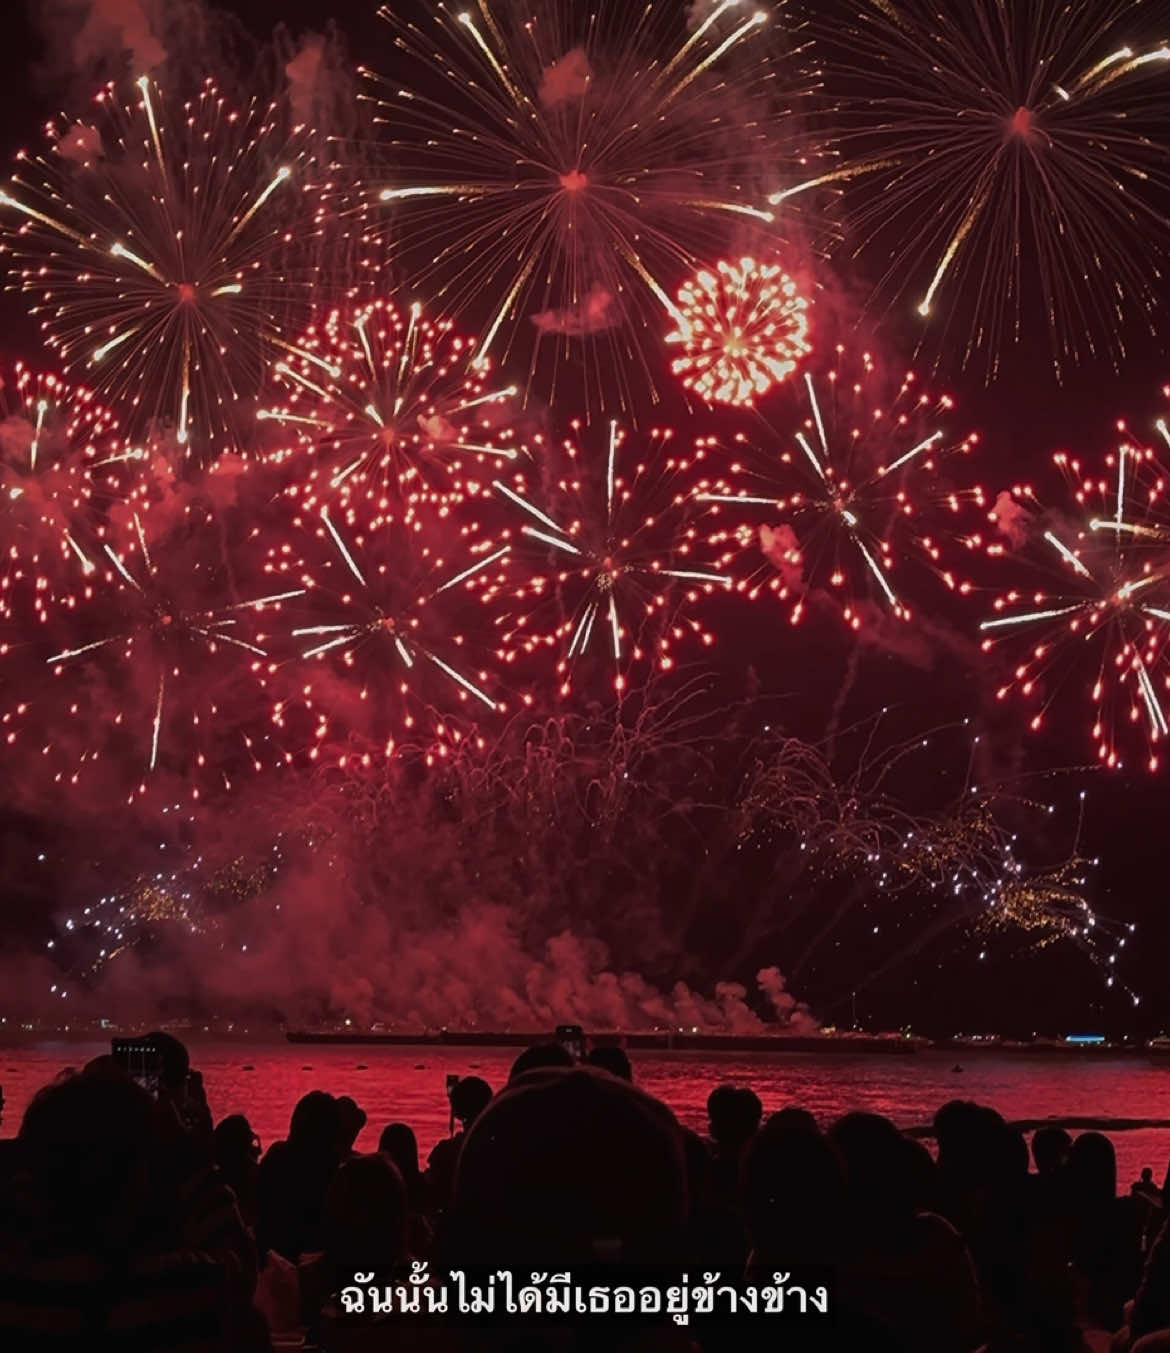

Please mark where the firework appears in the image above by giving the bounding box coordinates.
[0,362,150,613]
[978,436,1170,772]
[957,785,1140,1002]
[666,256,811,406]
[57,866,212,983]
[804,0,1170,378]
[47,837,287,990]
[262,503,511,759]
[735,711,1139,1001]
[360,0,819,411]
[493,420,728,694]
[258,299,520,511]
[697,346,978,627]
[0,77,314,459]
[3,506,298,803]
[971,851,1133,966]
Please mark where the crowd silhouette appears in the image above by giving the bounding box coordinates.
[0,1033,1167,1351]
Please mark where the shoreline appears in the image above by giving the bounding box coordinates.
[2,1029,1164,1057]
[284,1030,1166,1057]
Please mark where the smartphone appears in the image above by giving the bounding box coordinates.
[112,1038,163,1098]
[555,1024,586,1062]
[445,1073,459,1135]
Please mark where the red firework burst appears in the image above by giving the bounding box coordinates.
[1,362,150,618]
[492,419,728,694]
[666,257,812,406]
[0,77,314,460]
[1,505,294,805]
[696,346,978,628]
[259,299,521,513]
[260,501,512,760]
[978,431,1170,772]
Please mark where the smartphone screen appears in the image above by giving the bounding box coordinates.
[111,1039,163,1098]
[555,1024,586,1062]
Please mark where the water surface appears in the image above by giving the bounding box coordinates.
[2,1041,1167,1185]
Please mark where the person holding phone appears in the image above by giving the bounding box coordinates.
[0,1067,268,1351]
[425,1075,493,1212]
[112,1034,257,1322]
[143,1031,213,1149]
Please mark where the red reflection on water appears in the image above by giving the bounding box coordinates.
[2,1043,1167,1186]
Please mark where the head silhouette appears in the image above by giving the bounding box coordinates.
[1032,1125,1072,1175]
[20,1070,155,1239]
[324,1153,408,1273]
[743,1108,843,1264]
[449,1066,686,1271]
[288,1091,339,1156]
[1068,1132,1117,1208]
[449,1076,493,1127]
[378,1122,420,1180]
[335,1096,367,1152]
[509,1043,574,1082]
[830,1112,916,1219]
[586,1045,633,1081]
[707,1084,762,1148]
[214,1113,259,1164]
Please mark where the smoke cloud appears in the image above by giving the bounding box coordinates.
[76,0,166,74]
[58,840,818,1034]
[30,0,238,102]
[759,522,805,590]
[532,285,616,336]
[0,412,35,461]
[270,24,361,146]
[6,632,829,1033]
[990,489,1033,549]
[57,122,103,164]
[538,49,591,108]
[284,35,324,125]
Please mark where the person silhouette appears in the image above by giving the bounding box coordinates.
[426,1076,493,1210]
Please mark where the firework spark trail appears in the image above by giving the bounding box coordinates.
[979,435,1170,771]
[847,830,1141,1009]
[0,16,1149,1021]
[807,0,1170,379]
[666,256,812,406]
[262,502,512,763]
[2,506,297,804]
[696,345,978,628]
[23,671,1134,1012]
[45,837,288,992]
[941,785,1140,1001]
[0,78,316,460]
[726,710,1137,1000]
[359,0,822,412]
[493,420,729,694]
[0,362,151,616]
[967,848,1138,1003]
[258,299,520,512]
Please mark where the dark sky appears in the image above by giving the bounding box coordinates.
[0,0,1168,1037]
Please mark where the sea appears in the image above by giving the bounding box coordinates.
[2,1040,1168,1187]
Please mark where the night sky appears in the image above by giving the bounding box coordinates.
[0,0,1168,1038]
